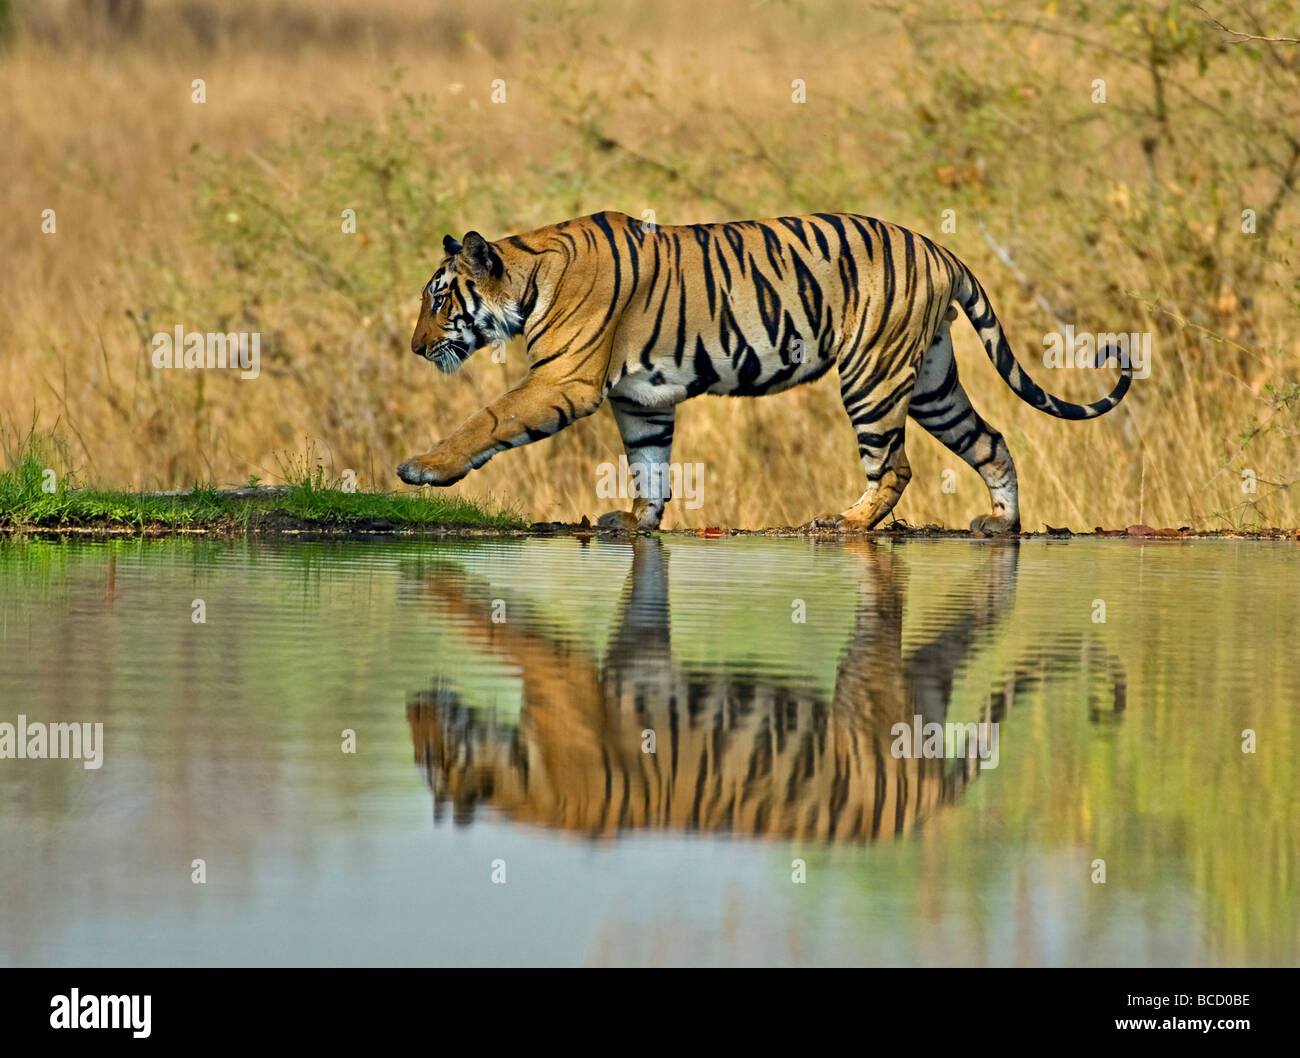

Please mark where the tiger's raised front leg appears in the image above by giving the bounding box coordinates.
[597,396,677,530]
[397,365,605,487]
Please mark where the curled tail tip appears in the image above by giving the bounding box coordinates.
[1094,341,1135,373]
[955,280,1134,420]
[1088,341,1136,416]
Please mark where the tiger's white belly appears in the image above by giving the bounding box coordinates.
[608,330,836,407]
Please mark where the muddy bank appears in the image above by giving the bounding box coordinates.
[6,515,1298,541]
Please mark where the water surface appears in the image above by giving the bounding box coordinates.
[0,535,1295,966]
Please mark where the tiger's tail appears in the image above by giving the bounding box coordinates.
[949,255,1132,421]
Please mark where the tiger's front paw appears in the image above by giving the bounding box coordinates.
[396,452,469,487]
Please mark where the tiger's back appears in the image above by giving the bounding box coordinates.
[575,211,955,407]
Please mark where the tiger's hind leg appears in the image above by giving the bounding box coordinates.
[909,322,1020,533]
[597,396,677,530]
[817,355,917,529]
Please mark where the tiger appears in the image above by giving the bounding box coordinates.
[397,211,1132,531]
[404,537,1128,841]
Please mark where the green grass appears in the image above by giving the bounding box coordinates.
[0,446,521,532]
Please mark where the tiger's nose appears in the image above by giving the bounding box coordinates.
[411,335,425,356]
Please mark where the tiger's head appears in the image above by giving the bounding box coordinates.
[411,232,523,373]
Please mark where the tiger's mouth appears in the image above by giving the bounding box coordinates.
[421,339,468,374]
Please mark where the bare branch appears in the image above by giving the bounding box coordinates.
[1188,1,1300,45]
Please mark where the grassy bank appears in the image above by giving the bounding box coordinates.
[0,449,520,532]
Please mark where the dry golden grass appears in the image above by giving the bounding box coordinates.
[1,0,1297,529]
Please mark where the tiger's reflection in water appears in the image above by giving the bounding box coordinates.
[405,540,1125,843]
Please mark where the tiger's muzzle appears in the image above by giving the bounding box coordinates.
[413,338,469,374]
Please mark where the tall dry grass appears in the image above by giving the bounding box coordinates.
[1,0,1297,529]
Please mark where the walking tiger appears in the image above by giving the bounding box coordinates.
[397,212,1132,530]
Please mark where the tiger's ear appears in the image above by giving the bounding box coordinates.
[462,231,504,280]
[442,234,463,256]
